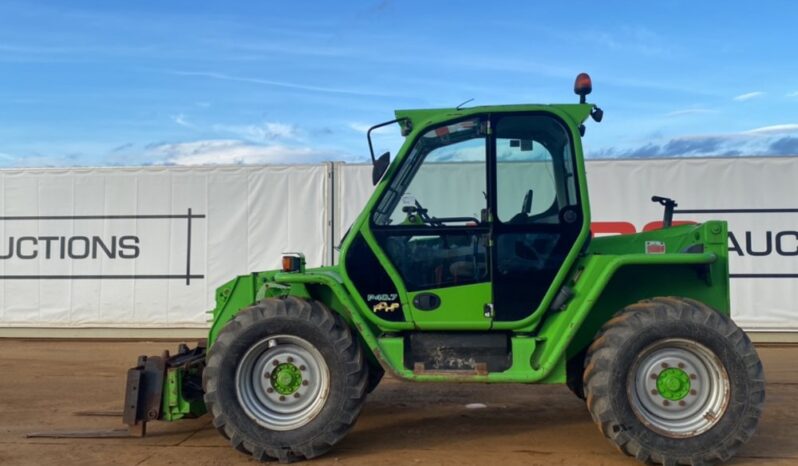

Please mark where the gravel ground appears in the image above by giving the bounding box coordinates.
[0,339,795,466]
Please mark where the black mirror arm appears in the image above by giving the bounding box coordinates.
[367,118,406,163]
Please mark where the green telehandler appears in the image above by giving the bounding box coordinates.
[114,74,764,465]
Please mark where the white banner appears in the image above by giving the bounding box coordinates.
[584,157,798,331]
[0,157,795,331]
[0,165,330,328]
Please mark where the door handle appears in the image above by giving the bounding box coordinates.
[413,293,441,311]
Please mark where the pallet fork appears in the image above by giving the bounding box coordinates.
[27,342,206,439]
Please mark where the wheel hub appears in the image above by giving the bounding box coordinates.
[271,363,303,395]
[656,367,691,401]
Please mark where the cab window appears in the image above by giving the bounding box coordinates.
[371,118,489,291]
[372,118,487,227]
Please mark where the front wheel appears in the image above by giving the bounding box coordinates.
[584,297,765,466]
[203,297,368,462]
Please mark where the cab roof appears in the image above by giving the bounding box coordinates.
[394,103,594,135]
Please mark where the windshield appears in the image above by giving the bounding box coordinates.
[372,118,488,226]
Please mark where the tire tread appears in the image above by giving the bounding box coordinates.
[203,297,368,462]
[584,296,765,466]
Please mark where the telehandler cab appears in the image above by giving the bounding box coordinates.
[115,74,763,465]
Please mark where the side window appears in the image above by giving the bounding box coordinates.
[495,115,575,225]
[373,119,487,227]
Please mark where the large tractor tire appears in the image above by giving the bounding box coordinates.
[584,297,765,466]
[203,296,368,463]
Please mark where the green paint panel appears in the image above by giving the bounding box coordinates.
[408,282,492,330]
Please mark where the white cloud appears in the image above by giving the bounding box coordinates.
[213,122,301,142]
[170,70,392,97]
[261,122,298,139]
[664,108,715,117]
[589,26,671,57]
[171,113,193,128]
[0,153,80,167]
[733,91,765,101]
[148,139,332,165]
[743,124,798,135]
[348,122,395,134]
[590,122,798,158]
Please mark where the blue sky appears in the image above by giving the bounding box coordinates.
[1,0,797,167]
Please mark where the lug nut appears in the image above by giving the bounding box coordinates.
[678,362,686,369]
[650,389,658,395]
[650,373,658,380]
[690,389,697,396]
[279,396,286,401]
[267,388,274,393]
[302,380,309,386]
[272,360,280,366]
[293,393,300,398]
[661,362,669,369]
[689,374,697,380]
[287,356,294,363]
[299,365,306,371]
[679,401,686,407]
[663,400,670,407]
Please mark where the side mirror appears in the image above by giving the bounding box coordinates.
[372,151,390,185]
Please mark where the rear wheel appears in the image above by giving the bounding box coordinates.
[584,297,765,466]
[203,297,368,462]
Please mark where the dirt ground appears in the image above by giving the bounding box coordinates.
[0,340,795,466]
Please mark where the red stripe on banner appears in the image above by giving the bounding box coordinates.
[590,221,636,236]
[435,127,449,137]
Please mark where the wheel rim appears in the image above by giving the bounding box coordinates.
[628,338,730,438]
[235,334,330,431]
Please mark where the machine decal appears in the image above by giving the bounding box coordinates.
[367,293,400,313]
[645,240,666,254]
[372,302,400,313]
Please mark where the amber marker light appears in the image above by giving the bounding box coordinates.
[574,72,592,103]
[281,253,304,272]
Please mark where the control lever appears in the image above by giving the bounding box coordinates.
[651,196,678,228]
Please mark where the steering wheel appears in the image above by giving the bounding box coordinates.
[413,200,443,227]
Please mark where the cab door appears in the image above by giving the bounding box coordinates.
[369,117,493,330]
[488,114,584,325]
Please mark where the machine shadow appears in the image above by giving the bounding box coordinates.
[338,393,594,458]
